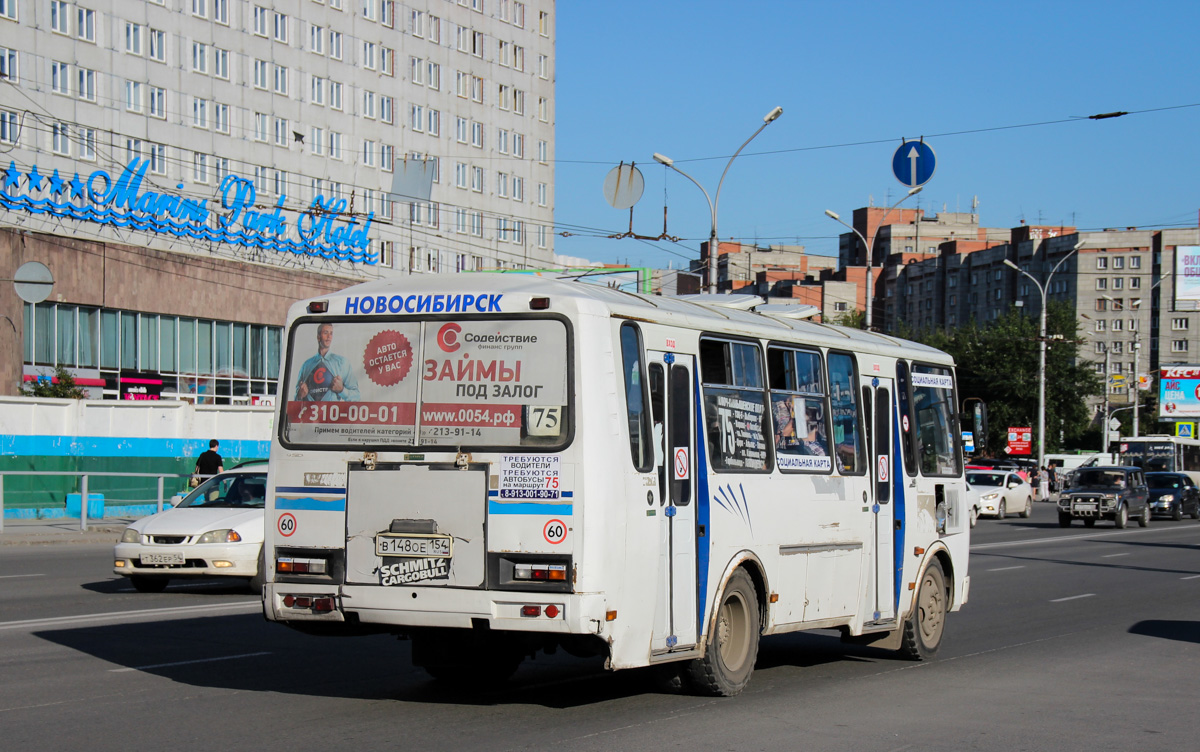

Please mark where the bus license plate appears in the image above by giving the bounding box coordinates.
[141,552,185,565]
[376,534,452,558]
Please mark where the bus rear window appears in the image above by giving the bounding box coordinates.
[281,318,569,449]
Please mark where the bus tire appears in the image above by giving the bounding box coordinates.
[686,568,759,696]
[900,559,946,661]
[130,575,169,593]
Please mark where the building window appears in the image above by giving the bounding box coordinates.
[328,131,342,160]
[77,8,95,42]
[213,48,229,79]
[253,5,269,36]
[310,127,324,155]
[193,0,209,18]
[362,41,377,70]
[1095,320,1106,332]
[497,172,508,198]
[329,30,343,60]
[1172,318,1189,331]
[214,103,229,133]
[1129,277,1141,290]
[274,117,288,145]
[455,162,467,189]
[125,81,143,112]
[1113,278,1124,290]
[380,95,393,123]
[273,65,289,95]
[1130,256,1141,269]
[471,166,483,192]
[513,133,524,158]
[363,90,377,119]
[51,62,69,95]
[381,144,393,172]
[471,121,483,148]
[1173,340,1189,353]
[537,140,547,163]
[1096,278,1107,291]
[310,24,324,53]
[254,113,269,142]
[149,143,166,174]
[1113,257,1125,270]
[362,140,376,166]
[76,68,96,101]
[192,42,208,73]
[192,97,208,128]
[1096,257,1108,270]
[52,123,70,155]
[51,1,69,34]
[0,109,19,145]
[410,104,424,131]
[254,59,269,89]
[274,12,289,43]
[126,23,143,55]
[329,81,343,110]
[428,109,440,136]
[513,89,525,114]
[512,177,524,202]
[150,30,166,61]
[193,152,209,183]
[537,182,547,207]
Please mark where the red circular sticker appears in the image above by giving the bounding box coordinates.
[363,330,413,387]
[543,519,567,545]
[278,513,297,537]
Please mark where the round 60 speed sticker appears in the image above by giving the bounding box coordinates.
[543,519,567,545]
[278,513,297,537]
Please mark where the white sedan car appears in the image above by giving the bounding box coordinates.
[966,470,1033,520]
[113,464,266,593]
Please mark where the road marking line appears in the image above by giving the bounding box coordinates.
[109,651,272,673]
[1181,574,1200,580]
[0,601,260,631]
[0,574,45,579]
[1102,553,1130,558]
[972,525,1200,550]
[1050,594,1096,603]
[986,566,1026,572]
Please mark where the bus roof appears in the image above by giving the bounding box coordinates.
[288,274,954,365]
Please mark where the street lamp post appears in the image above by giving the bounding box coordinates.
[1003,240,1086,473]
[654,106,783,294]
[824,186,922,330]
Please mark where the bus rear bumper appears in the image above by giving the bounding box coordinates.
[265,583,608,635]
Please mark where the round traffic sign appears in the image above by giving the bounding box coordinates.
[892,140,937,188]
[278,513,297,537]
[13,261,54,304]
[543,519,566,545]
[602,163,644,210]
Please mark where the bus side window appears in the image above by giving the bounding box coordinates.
[649,362,666,499]
[895,361,917,476]
[827,352,864,475]
[699,338,770,473]
[619,322,653,472]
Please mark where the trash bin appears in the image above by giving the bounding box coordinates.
[66,493,106,518]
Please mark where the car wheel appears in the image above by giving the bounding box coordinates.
[899,559,946,661]
[1172,503,1184,521]
[997,500,1006,520]
[1114,504,1128,529]
[1191,502,1200,520]
[1058,513,1072,528]
[1020,497,1033,518]
[685,568,760,696]
[129,575,169,593]
[1139,505,1150,528]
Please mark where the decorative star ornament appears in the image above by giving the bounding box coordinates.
[3,161,20,193]
[49,169,64,196]
[26,165,44,192]
[68,173,85,200]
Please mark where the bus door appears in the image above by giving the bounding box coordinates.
[648,351,698,652]
[860,374,896,623]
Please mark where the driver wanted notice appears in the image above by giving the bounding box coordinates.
[499,455,561,500]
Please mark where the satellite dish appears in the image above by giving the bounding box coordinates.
[602,163,644,210]
[13,261,54,304]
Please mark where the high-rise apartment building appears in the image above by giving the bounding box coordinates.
[0,0,556,399]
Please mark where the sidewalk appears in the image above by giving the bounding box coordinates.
[0,517,135,546]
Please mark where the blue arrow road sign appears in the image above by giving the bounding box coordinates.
[892,140,937,188]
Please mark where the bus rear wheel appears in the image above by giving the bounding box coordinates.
[900,559,945,661]
[685,568,759,696]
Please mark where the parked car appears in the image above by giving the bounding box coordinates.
[965,470,1033,519]
[1145,472,1200,521]
[113,462,267,592]
[1057,466,1150,529]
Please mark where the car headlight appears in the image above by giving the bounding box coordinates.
[981,492,1000,501]
[1158,494,1176,503]
[197,529,242,544]
[121,528,140,543]
[1102,494,1117,501]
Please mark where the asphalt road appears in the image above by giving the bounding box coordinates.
[3,501,1199,751]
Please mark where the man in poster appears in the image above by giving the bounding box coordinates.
[295,323,361,401]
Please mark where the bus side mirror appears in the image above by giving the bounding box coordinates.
[964,398,987,453]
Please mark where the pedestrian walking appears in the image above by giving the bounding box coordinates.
[1039,465,1050,502]
[193,439,224,487]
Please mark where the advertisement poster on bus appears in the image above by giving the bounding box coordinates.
[1159,366,1200,419]
[282,318,568,446]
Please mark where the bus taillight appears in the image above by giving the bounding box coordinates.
[514,563,567,581]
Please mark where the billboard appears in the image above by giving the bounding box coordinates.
[1006,427,1032,455]
[1173,246,1200,309]
[1159,366,1200,419]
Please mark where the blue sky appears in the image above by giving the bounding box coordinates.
[552,1,1200,271]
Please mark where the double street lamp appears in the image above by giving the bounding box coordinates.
[824,186,922,330]
[1003,240,1087,473]
[654,106,784,294]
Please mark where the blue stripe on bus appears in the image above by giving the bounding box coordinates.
[694,371,711,639]
[488,501,573,515]
[276,487,347,494]
[0,434,271,459]
[276,496,347,511]
[892,399,906,613]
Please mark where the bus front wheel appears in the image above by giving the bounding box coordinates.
[900,559,946,661]
[686,568,759,696]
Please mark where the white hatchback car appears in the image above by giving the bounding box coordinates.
[113,463,267,593]
[966,470,1033,520]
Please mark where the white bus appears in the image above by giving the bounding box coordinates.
[262,275,971,695]
[1117,435,1200,479]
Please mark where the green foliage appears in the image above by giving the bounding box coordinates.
[19,365,88,399]
[916,302,1103,455]
[828,308,866,329]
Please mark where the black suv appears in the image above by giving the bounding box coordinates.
[1057,466,1150,529]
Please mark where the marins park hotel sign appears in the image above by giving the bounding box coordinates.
[1,158,377,264]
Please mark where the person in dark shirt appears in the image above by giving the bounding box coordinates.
[193,439,224,485]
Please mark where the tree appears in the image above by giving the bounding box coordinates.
[20,365,89,399]
[828,308,866,329]
[917,302,1103,455]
